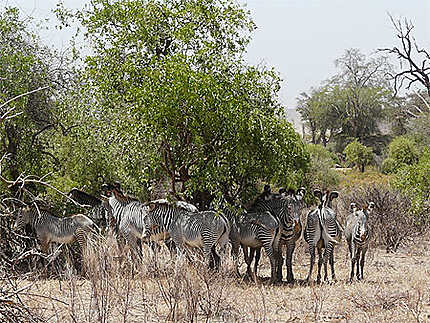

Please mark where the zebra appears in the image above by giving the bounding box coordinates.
[304,189,342,284]
[142,200,229,270]
[14,205,97,255]
[100,182,157,258]
[249,187,305,283]
[101,183,197,258]
[166,210,230,269]
[221,205,281,283]
[68,188,110,231]
[344,201,374,282]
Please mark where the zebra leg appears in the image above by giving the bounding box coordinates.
[231,241,241,277]
[317,246,324,284]
[124,232,143,261]
[285,242,296,283]
[359,248,367,280]
[356,248,362,280]
[74,228,89,276]
[253,247,261,282]
[164,238,177,257]
[329,244,336,282]
[276,244,284,282]
[262,243,278,284]
[350,250,356,283]
[243,246,255,278]
[210,245,221,270]
[306,245,315,283]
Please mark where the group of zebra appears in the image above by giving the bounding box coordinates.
[13,183,375,283]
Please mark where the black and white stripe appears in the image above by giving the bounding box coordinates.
[249,187,305,283]
[222,206,281,283]
[14,205,96,254]
[304,189,342,283]
[344,202,373,282]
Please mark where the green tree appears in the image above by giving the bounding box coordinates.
[305,144,340,190]
[58,0,309,207]
[298,49,393,153]
[0,7,69,196]
[343,139,374,172]
[382,136,419,174]
[393,150,430,218]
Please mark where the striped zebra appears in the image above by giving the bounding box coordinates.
[344,202,374,282]
[14,205,97,254]
[304,189,342,284]
[221,205,281,283]
[249,187,305,283]
[166,210,230,269]
[101,183,198,258]
[68,188,110,231]
[101,182,153,258]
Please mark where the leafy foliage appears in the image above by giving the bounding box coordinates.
[343,139,374,172]
[382,136,419,174]
[0,7,71,197]
[393,151,430,217]
[305,144,340,190]
[297,49,393,153]
[54,0,309,207]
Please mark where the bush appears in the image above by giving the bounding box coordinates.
[382,136,420,174]
[305,144,340,190]
[381,157,398,174]
[343,140,373,172]
[393,150,430,218]
[340,184,427,252]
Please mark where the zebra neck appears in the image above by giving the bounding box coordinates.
[29,210,49,228]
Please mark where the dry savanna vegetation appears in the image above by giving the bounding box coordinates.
[2,1,430,322]
[1,202,430,323]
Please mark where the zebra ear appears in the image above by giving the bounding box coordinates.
[329,191,339,201]
[350,202,357,212]
[114,181,121,190]
[313,189,322,201]
[148,203,156,212]
[286,188,295,196]
[278,188,286,195]
[263,184,271,193]
[367,201,375,213]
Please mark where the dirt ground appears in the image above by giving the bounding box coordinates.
[4,235,430,323]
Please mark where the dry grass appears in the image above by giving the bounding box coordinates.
[1,231,430,322]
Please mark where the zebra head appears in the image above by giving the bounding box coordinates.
[278,187,305,233]
[354,207,370,242]
[350,202,358,213]
[14,206,33,230]
[314,189,338,209]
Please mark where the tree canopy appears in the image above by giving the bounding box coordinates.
[50,0,309,208]
[298,49,393,153]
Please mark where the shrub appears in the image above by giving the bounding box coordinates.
[305,144,340,190]
[343,140,374,172]
[393,150,430,218]
[382,136,420,174]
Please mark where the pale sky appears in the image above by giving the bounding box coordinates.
[3,0,430,108]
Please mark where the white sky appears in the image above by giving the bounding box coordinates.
[3,0,430,108]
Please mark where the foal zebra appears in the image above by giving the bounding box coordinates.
[14,205,96,254]
[304,189,342,284]
[344,202,374,282]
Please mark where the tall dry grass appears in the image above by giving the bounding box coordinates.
[1,228,430,322]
